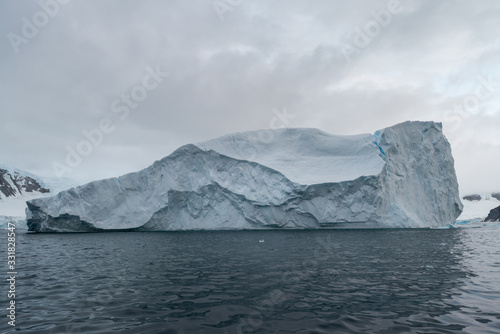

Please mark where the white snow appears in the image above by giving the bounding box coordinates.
[26,121,463,232]
[2,173,20,199]
[40,176,81,195]
[0,193,50,217]
[458,195,500,221]
[0,164,78,195]
[0,165,80,227]
[197,128,386,185]
[0,215,26,230]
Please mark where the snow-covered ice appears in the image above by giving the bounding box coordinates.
[197,129,386,185]
[0,165,80,228]
[0,215,26,230]
[26,121,463,232]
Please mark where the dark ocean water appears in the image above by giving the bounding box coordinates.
[1,227,499,334]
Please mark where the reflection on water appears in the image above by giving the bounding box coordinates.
[0,227,499,333]
[435,227,500,333]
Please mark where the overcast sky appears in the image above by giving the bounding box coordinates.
[1,0,499,195]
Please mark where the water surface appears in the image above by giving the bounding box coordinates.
[1,227,499,333]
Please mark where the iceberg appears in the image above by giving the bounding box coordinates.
[26,121,463,232]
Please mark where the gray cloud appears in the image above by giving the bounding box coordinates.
[1,0,499,195]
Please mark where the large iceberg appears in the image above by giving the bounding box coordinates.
[26,121,463,232]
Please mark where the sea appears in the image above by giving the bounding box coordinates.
[1,226,499,333]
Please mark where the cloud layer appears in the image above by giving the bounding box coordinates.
[1,0,499,195]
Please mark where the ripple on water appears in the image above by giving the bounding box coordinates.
[0,228,499,333]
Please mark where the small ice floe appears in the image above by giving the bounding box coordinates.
[454,220,471,225]
[432,224,455,229]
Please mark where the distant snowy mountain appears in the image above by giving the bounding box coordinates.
[0,165,50,200]
[457,193,500,221]
[0,164,78,198]
[0,165,80,227]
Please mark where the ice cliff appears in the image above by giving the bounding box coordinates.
[26,121,463,232]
